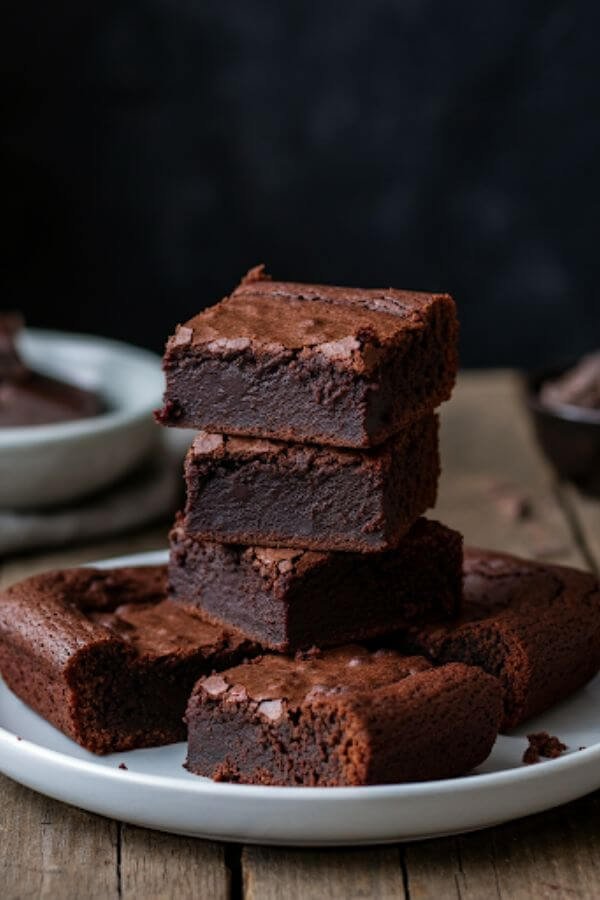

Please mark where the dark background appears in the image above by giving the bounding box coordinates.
[2,1,599,366]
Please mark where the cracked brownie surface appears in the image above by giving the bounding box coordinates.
[157,266,458,448]
[185,645,502,786]
[405,549,600,729]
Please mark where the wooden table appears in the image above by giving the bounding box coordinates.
[2,371,599,900]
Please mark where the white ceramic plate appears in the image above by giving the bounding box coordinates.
[0,330,164,509]
[1,549,600,846]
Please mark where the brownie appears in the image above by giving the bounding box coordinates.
[0,566,257,754]
[156,265,458,448]
[181,416,439,553]
[184,646,502,786]
[523,732,567,765]
[169,518,463,651]
[0,313,102,427]
[404,549,600,730]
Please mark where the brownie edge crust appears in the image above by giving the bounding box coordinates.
[0,565,258,754]
[182,416,440,553]
[405,548,600,729]
[185,647,502,786]
[169,517,463,652]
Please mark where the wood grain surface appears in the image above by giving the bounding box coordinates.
[1,371,599,900]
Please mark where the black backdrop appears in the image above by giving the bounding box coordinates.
[2,1,600,365]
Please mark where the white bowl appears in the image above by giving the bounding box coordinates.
[0,329,164,509]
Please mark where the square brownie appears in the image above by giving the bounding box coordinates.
[156,265,458,448]
[0,566,258,754]
[181,415,439,553]
[404,549,600,729]
[184,646,502,786]
[169,518,463,651]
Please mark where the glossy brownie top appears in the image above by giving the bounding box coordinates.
[171,515,459,584]
[412,548,599,655]
[0,565,252,666]
[198,645,432,714]
[90,601,242,659]
[168,265,455,359]
[461,548,598,620]
[186,424,424,465]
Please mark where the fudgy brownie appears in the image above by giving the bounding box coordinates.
[169,517,463,651]
[184,646,502,786]
[182,416,439,552]
[156,265,458,448]
[0,566,257,753]
[404,549,600,730]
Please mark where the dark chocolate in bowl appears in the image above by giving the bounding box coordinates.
[524,365,600,495]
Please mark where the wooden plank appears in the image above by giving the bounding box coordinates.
[405,832,498,899]
[559,790,600,896]
[0,774,118,900]
[480,792,600,900]
[120,825,230,900]
[435,371,587,567]
[242,846,405,900]
[406,793,600,900]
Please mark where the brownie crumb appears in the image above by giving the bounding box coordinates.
[118,763,128,770]
[523,732,567,765]
[16,735,22,741]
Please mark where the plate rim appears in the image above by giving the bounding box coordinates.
[1,713,600,802]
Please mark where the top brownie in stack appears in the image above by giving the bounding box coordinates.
[157,265,459,448]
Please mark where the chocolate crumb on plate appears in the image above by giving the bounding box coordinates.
[523,732,567,765]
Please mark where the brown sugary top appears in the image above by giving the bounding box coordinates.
[413,548,599,654]
[189,430,363,463]
[189,430,360,464]
[168,266,455,367]
[170,515,455,586]
[238,517,449,582]
[461,549,598,619]
[91,600,239,659]
[0,565,249,667]
[187,419,429,466]
[198,646,431,717]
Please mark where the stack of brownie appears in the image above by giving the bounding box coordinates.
[2,268,599,788]
[154,266,502,782]
[163,265,463,653]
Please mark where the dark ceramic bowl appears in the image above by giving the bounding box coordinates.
[525,365,600,493]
